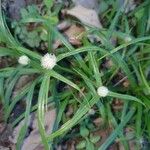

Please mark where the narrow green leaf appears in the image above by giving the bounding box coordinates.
[0,78,4,104]
[139,64,150,94]
[108,91,145,106]
[99,107,136,150]
[0,47,18,57]
[37,73,51,150]
[50,70,80,92]
[47,95,99,141]
[100,36,150,60]
[5,82,32,121]
[4,73,20,112]
[89,52,102,86]
[44,0,53,9]
[57,46,107,62]
[16,81,37,149]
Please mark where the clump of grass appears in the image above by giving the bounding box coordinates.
[0,0,150,149]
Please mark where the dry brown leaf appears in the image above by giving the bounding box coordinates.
[10,116,32,144]
[0,124,13,148]
[53,40,62,49]
[0,146,10,150]
[95,126,113,147]
[15,76,34,90]
[93,118,104,126]
[66,5,102,28]
[73,0,99,12]
[21,109,56,150]
[64,25,84,39]
[10,109,56,150]
[64,25,85,45]
[57,21,71,31]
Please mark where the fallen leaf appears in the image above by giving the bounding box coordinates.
[53,40,62,50]
[0,146,10,150]
[96,127,113,146]
[66,105,74,117]
[7,0,26,20]
[0,124,13,148]
[10,116,31,144]
[66,140,75,150]
[14,75,35,92]
[10,109,56,150]
[73,0,99,12]
[93,118,104,126]
[57,21,71,31]
[21,109,56,150]
[66,5,102,28]
[64,25,85,45]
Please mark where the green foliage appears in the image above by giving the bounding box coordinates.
[80,126,89,137]
[76,123,101,150]
[90,135,101,144]
[44,0,53,9]
[76,140,86,149]
[0,0,150,150]
[11,4,57,48]
[11,5,43,48]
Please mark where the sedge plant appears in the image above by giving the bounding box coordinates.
[0,0,150,150]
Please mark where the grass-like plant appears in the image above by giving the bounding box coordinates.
[0,0,150,149]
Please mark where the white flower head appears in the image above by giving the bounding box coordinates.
[97,86,109,97]
[18,55,30,65]
[88,109,95,115]
[41,53,57,69]
[125,36,132,42]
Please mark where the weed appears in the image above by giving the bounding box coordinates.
[0,0,150,150]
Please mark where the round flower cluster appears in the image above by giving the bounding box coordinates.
[18,55,30,65]
[97,86,109,97]
[41,53,57,69]
[125,36,132,42]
